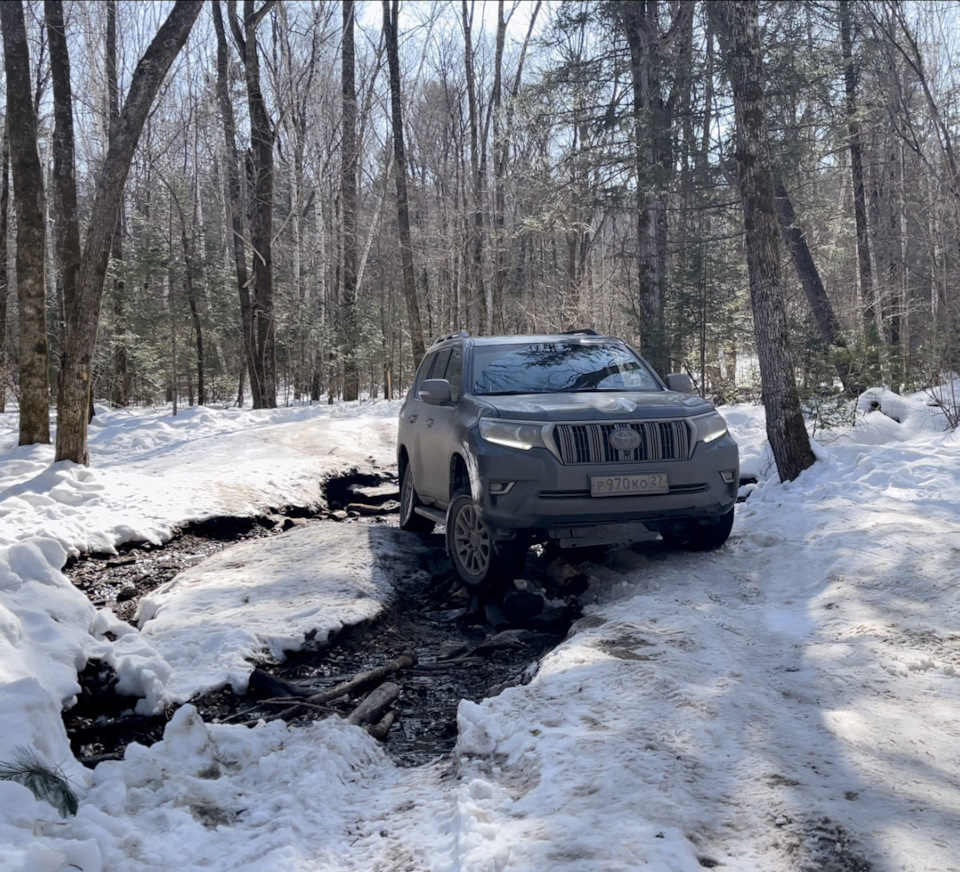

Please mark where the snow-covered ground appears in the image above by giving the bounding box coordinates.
[1,388,959,872]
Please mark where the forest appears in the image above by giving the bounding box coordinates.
[1,0,959,469]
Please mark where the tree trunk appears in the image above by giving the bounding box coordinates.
[461,0,489,333]
[341,0,360,400]
[490,1,507,335]
[53,0,203,464]
[619,0,678,377]
[2,2,51,446]
[383,0,426,364]
[708,0,814,482]
[0,121,10,412]
[773,176,863,396]
[839,0,881,375]
[168,184,205,406]
[211,0,256,408]
[229,0,278,409]
[105,0,129,408]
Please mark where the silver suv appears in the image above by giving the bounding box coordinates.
[397,330,739,588]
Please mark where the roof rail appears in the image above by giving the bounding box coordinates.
[559,328,598,336]
[429,330,469,346]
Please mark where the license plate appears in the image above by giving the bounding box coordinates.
[590,472,669,497]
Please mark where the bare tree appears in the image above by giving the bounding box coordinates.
[383,0,425,364]
[228,0,279,408]
[0,130,8,412]
[1,1,51,446]
[341,0,360,400]
[708,0,814,482]
[49,0,203,464]
[618,0,692,377]
[461,0,490,332]
[211,0,255,406]
[163,178,205,406]
[839,0,880,370]
[773,175,863,397]
[106,0,130,408]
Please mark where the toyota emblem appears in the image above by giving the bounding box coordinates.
[609,427,641,451]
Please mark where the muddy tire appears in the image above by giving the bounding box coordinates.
[446,493,526,588]
[660,509,734,551]
[399,463,435,533]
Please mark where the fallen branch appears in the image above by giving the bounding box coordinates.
[364,710,396,740]
[248,668,314,700]
[279,652,416,722]
[347,681,399,727]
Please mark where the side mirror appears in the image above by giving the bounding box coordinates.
[665,373,695,394]
[419,379,453,405]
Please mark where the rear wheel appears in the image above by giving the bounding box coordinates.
[398,463,435,533]
[446,493,526,588]
[660,509,734,551]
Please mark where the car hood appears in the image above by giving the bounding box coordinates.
[475,391,714,421]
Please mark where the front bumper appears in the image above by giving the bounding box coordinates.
[474,433,739,540]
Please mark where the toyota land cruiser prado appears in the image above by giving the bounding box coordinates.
[396,330,739,588]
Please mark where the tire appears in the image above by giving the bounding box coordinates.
[398,463,435,533]
[445,493,526,588]
[660,508,734,551]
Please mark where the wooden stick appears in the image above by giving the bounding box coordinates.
[347,682,399,727]
[278,652,416,722]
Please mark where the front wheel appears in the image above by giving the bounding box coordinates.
[399,463,435,533]
[660,509,734,551]
[445,493,526,588]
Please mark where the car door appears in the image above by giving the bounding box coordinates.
[401,350,439,500]
[418,345,464,505]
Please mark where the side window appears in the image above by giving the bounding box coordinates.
[443,346,464,401]
[430,348,452,383]
[414,352,438,392]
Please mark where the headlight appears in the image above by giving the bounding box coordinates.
[478,419,546,451]
[691,411,728,444]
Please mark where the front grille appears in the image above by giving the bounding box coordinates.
[552,420,691,464]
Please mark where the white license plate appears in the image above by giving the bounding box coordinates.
[590,472,669,497]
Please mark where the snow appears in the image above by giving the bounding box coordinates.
[2,390,960,871]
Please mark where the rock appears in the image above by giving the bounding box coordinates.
[483,601,512,632]
[502,587,545,625]
[526,603,581,635]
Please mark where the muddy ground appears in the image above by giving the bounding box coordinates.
[63,471,586,768]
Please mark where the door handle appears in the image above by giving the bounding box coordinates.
[426,418,434,427]
[408,414,418,423]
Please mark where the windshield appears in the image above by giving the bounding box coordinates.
[471,342,661,395]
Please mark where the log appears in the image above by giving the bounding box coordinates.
[347,682,399,727]
[278,652,416,722]
[365,710,396,740]
[248,668,313,699]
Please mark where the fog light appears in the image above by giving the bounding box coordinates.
[489,481,515,495]
[720,470,736,484]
